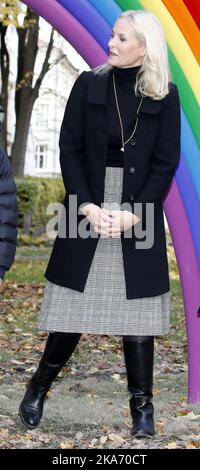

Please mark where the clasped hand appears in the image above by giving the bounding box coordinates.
[82,203,140,237]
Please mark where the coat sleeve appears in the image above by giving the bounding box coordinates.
[59,71,94,212]
[133,83,181,205]
[0,148,18,277]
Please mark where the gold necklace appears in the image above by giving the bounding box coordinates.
[112,72,144,152]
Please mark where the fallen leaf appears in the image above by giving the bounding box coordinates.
[108,433,125,442]
[176,409,191,416]
[165,442,178,449]
[100,436,108,444]
[37,434,53,443]
[89,367,99,374]
[187,412,200,420]
[176,411,200,420]
[186,440,200,449]
[152,388,161,396]
[111,374,120,380]
[156,421,166,433]
[24,433,33,440]
[60,440,76,449]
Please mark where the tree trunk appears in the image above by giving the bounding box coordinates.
[10,91,34,176]
[0,23,9,150]
[10,8,39,175]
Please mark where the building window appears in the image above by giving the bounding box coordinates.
[35,144,48,169]
[36,103,49,127]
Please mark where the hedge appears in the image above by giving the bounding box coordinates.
[15,176,65,234]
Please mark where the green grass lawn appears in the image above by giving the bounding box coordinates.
[6,259,47,283]
[5,241,52,284]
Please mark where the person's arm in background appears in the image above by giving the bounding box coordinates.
[0,148,18,290]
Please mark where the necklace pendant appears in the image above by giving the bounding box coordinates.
[120,147,124,152]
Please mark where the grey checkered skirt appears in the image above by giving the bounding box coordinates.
[38,166,170,336]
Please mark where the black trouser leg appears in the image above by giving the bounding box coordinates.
[122,335,155,438]
[19,332,82,429]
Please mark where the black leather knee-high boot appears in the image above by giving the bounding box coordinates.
[19,331,82,430]
[122,335,155,439]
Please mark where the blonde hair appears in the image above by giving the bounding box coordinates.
[95,10,171,100]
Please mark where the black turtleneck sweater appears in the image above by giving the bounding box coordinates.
[106,64,141,167]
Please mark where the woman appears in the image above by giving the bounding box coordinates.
[19,10,181,439]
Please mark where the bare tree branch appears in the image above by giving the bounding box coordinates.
[32,27,54,102]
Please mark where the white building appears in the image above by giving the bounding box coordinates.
[4,19,90,177]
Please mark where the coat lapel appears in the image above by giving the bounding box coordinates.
[86,65,162,114]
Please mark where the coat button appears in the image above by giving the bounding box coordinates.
[130,166,135,173]
[129,194,135,201]
[131,139,136,146]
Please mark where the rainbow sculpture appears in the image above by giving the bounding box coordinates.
[23,0,200,403]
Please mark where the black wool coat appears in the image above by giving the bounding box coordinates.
[45,66,181,299]
[0,148,18,279]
